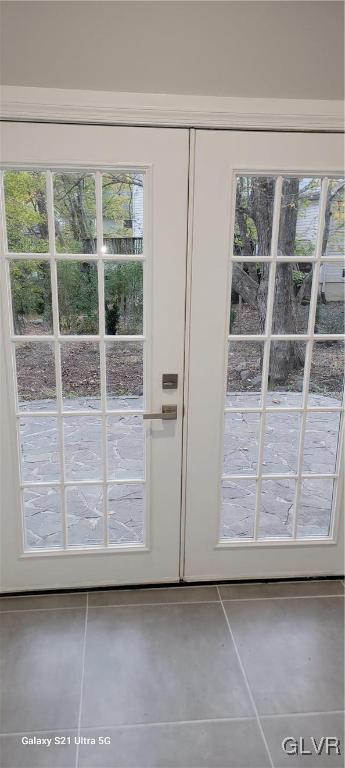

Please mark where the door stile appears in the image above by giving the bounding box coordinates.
[179,128,196,580]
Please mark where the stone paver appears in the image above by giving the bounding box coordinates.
[19,393,342,547]
[222,393,342,539]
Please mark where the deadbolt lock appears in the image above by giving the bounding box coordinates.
[162,373,178,390]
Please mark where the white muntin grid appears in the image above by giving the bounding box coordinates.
[221,173,345,543]
[0,167,149,553]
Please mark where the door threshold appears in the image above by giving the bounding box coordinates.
[1,574,343,598]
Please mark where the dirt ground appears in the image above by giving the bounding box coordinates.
[228,302,344,399]
[15,303,344,402]
[16,337,143,401]
[227,338,344,400]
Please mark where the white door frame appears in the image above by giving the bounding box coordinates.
[1,89,344,590]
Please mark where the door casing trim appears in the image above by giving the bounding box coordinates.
[1,86,344,132]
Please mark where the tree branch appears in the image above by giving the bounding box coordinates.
[231,264,259,308]
[296,269,313,304]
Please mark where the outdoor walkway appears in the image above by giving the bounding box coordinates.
[19,393,342,548]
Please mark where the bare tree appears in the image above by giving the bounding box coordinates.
[232,177,344,384]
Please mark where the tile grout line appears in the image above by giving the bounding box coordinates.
[83,593,345,608]
[1,591,343,613]
[0,605,88,613]
[2,710,345,738]
[75,592,88,768]
[217,593,344,603]
[0,600,219,613]
[83,600,220,609]
[216,586,275,768]
[258,709,345,720]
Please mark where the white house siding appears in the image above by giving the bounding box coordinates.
[320,263,345,301]
[102,175,144,238]
[296,186,344,302]
[324,282,344,301]
[133,182,144,238]
[325,206,345,258]
[295,193,320,252]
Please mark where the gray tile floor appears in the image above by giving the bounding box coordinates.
[0,580,344,768]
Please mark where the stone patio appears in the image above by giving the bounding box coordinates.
[19,393,342,548]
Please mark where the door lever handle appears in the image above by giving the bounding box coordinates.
[143,405,177,421]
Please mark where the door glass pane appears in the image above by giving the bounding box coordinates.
[20,416,59,483]
[325,179,344,257]
[267,341,306,407]
[230,263,268,334]
[64,416,102,481]
[278,177,321,257]
[9,260,53,334]
[259,479,294,538]
[233,176,275,256]
[272,263,313,334]
[61,342,101,411]
[263,412,300,474]
[309,340,344,406]
[221,479,256,539]
[15,342,56,411]
[4,170,49,253]
[57,261,98,334]
[24,487,62,550]
[316,264,345,333]
[102,173,144,255]
[66,485,104,546]
[223,412,260,476]
[104,262,143,335]
[106,341,144,409]
[53,173,96,253]
[226,341,264,408]
[303,412,341,474]
[107,416,145,480]
[297,479,335,538]
[108,483,144,544]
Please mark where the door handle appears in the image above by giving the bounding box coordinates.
[143,405,177,421]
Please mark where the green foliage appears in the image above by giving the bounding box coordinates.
[4,171,49,252]
[57,262,99,333]
[292,269,305,290]
[5,171,144,335]
[9,260,51,332]
[294,239,314,257]
[104,262,143,334]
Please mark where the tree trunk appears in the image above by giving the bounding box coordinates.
[232,178,343,384]
[253,177,302,383]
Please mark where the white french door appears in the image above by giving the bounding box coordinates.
[0,122,189,592]
[1,124,344,592]
[185,130,344,581]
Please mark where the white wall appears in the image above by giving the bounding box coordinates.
[0,1,344,100]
